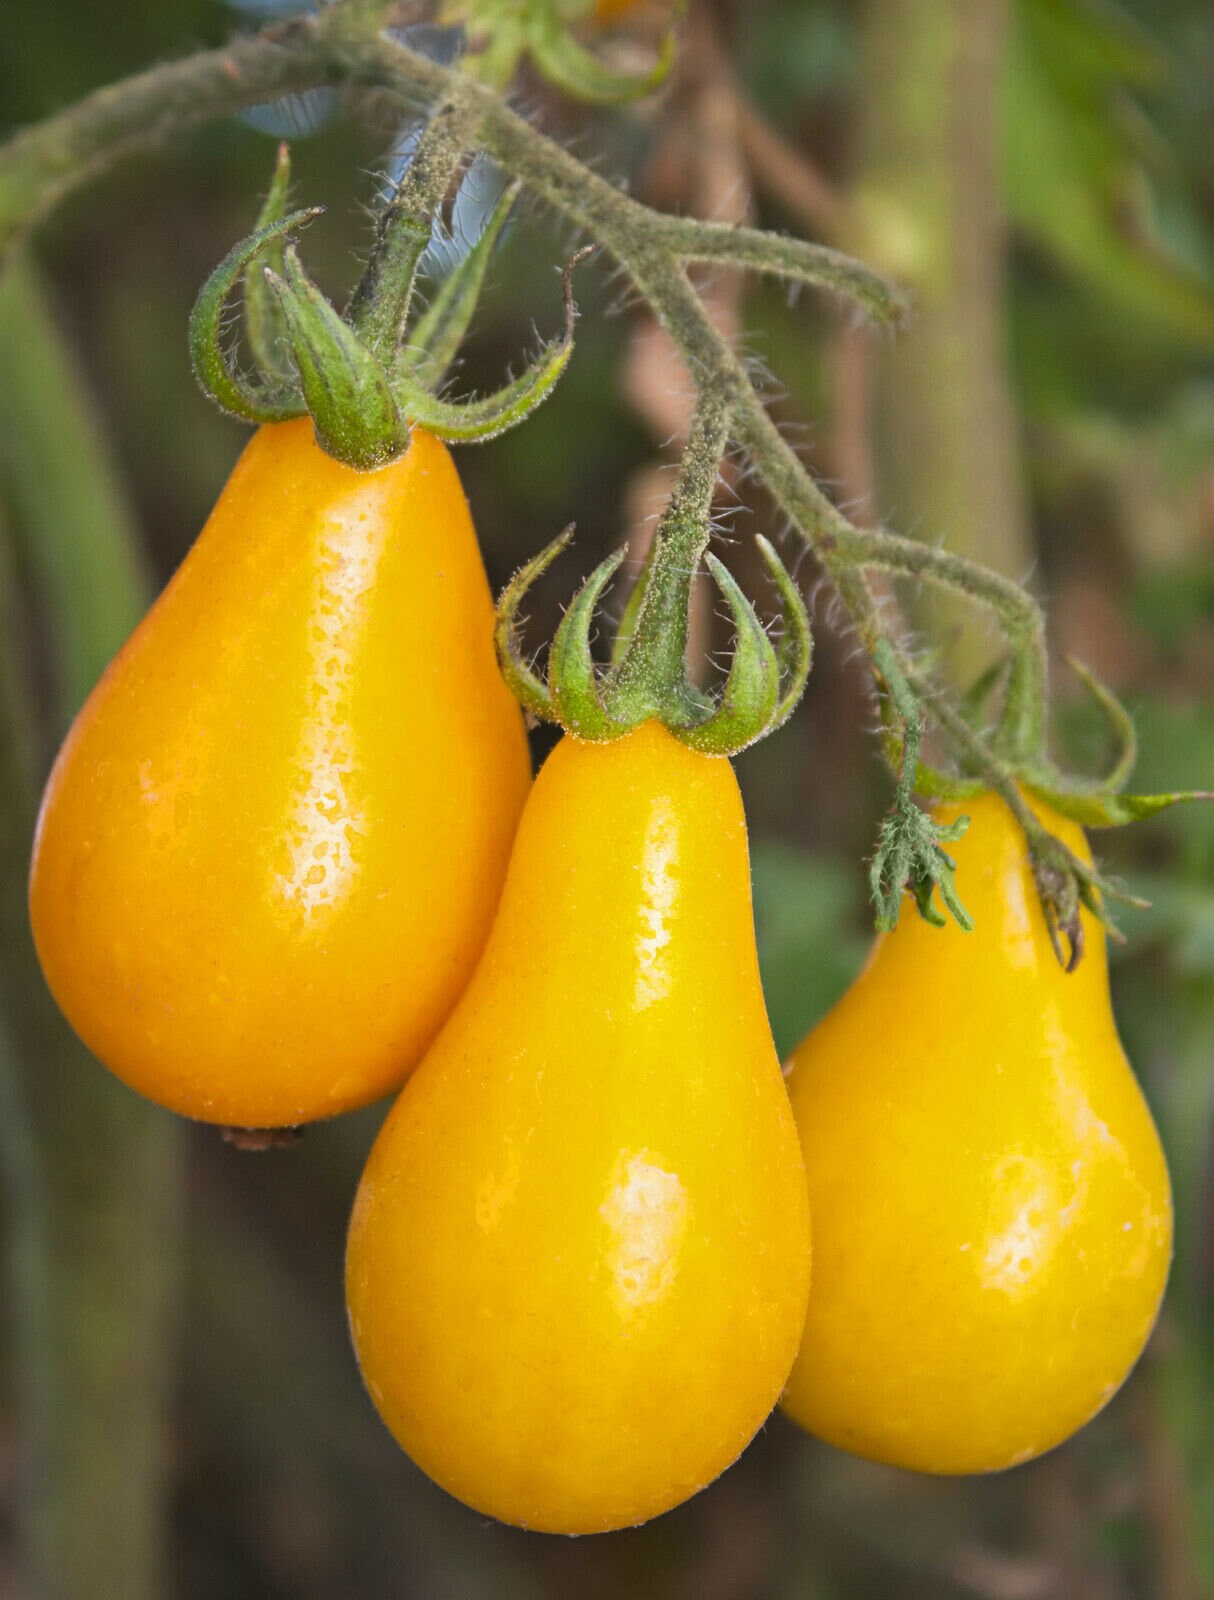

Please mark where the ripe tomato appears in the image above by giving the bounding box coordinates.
[346,721,811,1532]
[30,419,531,1127]
[780,791,1172,1473]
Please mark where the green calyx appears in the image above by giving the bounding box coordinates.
[495,527,811,757]
[1015,657,1213,829]
[880,643,1212,962]
[496,388,811,757]
[449,0,683,103]
[267,244,411,470]
[946,647,1213,830]
[189,129,582,469]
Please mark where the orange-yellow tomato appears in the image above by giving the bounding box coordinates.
[781,791,1172,1474]
[346,722,811,1533]
[29,419,531,1128]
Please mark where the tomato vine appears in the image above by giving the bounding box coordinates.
[0,0,1208,959]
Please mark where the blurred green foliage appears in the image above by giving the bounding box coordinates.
[752,843,867,1059]
[2,0,1214,1596]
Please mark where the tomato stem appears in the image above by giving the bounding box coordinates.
[494,385,812,754]
[605,387,728,727]
[346,90,482,360]
[3,0,1208,929]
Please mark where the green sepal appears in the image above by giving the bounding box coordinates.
[672,556,780,756]
[496,527,815,753]
[960,656,1012,731]
[1022,820,1148,972]
[387,246,585,443]
[188,210,319,423]
[266,246,410,471]
[243,143,297,385]
[907,818,973,930]
[755,534,812,732]
[529,10,680,105]
[1022,781,1214,830]
[1063,654,1138,792]
[608,537,654,672]
[493,525,573,725]
[549,550,632,740]
[389,339,572,441]
[913,756,985,801]
[1016,658,1211,827]
[403,180,521,389]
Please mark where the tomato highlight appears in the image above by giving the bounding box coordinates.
[346,722,811,1532]
[30,419,531,1127]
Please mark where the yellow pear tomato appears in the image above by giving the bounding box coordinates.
[29,418,531,1128]
[346,721,811,1533]
[780,791,1172,1474]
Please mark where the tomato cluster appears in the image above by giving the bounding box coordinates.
[29,421,1172,1532]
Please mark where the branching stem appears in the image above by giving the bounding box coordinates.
[0,2,1055,802]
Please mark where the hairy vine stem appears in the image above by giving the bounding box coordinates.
[0,1,1051,793]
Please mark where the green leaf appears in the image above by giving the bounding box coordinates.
[1004,0,1214,348]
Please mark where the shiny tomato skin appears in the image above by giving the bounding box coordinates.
[347,723,811,1532]
[30,419,531,1127]
[781,792,1172,1473]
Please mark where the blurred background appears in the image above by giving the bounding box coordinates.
[2,0,1214,1595]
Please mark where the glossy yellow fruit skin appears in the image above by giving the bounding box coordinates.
[781,791,1172,1474]
[346,722,811,1533]
[29,419,531,1127]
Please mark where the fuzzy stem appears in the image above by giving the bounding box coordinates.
[850,527,1048,756]
[607,383,729,723]
[347,88,483,359]
[0,5,1054,790]
[0,22,341,258]
[649,213,908,325]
